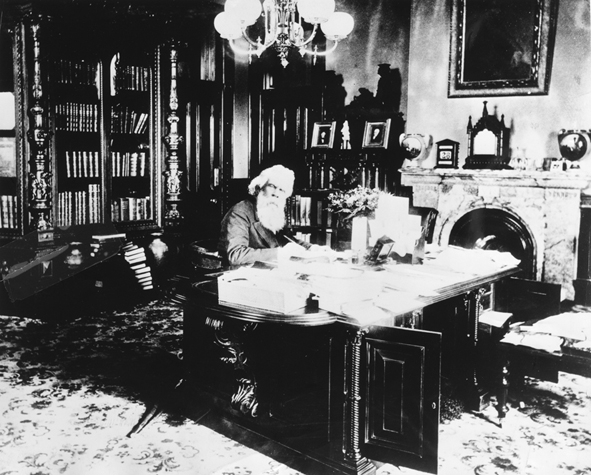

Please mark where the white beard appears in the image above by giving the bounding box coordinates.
[257,194,286,233]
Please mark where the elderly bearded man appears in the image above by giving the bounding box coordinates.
[218,165,327,267]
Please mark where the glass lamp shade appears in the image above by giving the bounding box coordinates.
[214,12,243,40]
[225,0,262,26]
[321,12,354,40]
[297,0,335,24]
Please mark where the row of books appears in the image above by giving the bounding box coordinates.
[122,242,153,291]
[111,196,151,222]
[111,151,148,177]
[54,59,98,88]
[306,164,384,190]
[111,106,149,135]
[64,150,101,178]
[114,65,150,93]
[55,102,99,133]
[288,195,325,227]
[56,185,101,226]
[293,232,311,243]
[1,195,18,229]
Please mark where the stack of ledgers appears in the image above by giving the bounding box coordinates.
[122,242,153,290]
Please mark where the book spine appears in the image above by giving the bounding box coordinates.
[130,152,138,177]
[65,151,71,178]
[139,152,146,177]
[9,195,16,228]
[1,195,9,228]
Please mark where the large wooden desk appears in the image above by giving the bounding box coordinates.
[182,261,519,475]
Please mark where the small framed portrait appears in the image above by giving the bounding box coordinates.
[311,121,337,149]
[362,119,391,149]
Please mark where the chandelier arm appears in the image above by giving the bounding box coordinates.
[300,39,339,57]
[229,39,259,56]
[296,23,319,48]
[240,31,259,48]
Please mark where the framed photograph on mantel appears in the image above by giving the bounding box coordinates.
[362,119,391,149]
[311,121,337,149]
[448,0,558,98]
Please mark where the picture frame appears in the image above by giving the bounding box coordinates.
[362,119,391,149]
[311,121,336,149]
[448,0,558,98]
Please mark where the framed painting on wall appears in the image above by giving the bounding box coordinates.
[311,121,337,149]
[448,0,558,97]
[362,119,391,149]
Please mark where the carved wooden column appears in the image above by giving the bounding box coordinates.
[574,195,591,307]
[27,19,52,231]
[163,44,184,230]
[342,329,376,475]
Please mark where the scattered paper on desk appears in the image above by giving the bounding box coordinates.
[308,271,383,315]
[339,301,392,326]
[373,290,425,315]
[501,332,563,353]
[378,266,442,296]
[280,260,363,279]
[531,312,591,341]
[430,247,520,274]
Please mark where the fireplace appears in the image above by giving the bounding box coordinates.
[401,169,591,301]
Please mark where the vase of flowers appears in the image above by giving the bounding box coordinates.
[327,186,381,251]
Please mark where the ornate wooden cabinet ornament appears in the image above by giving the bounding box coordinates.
[26,18,52,231]
[163,44,184,229]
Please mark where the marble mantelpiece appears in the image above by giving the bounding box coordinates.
[401,169,591,300]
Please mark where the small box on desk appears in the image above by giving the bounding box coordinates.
[217,269,308,314]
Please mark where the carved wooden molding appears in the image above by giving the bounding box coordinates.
[26,18,52,231]
[163,44,184,229]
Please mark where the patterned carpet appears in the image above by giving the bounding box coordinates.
[0,299,590,475]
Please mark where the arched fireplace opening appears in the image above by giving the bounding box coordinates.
[449,208,535,279]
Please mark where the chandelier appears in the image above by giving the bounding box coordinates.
[213,0,355,67]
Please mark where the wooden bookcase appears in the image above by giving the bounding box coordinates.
[107,52,155,227]
[0,5,180,242]
[0,2,233,245]
[50,56,104,227]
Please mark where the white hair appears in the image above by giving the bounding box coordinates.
[248,165,295,196]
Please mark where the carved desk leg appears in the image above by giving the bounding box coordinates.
[206,316,259,417]
[496,352,510,426]
[341,329,376,475]
[462,288,486,411]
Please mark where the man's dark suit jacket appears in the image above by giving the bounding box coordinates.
[218,197,286,266]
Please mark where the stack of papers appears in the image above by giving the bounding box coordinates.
[427,246,520,274]
[500,312,591,354]
[218,267,310,314]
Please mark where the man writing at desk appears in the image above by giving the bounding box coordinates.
[219,164,328,266]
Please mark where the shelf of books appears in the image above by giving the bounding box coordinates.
[108,54,153,227]
[52,57,104,227]
[287,190,333,246]
[0,131,19,237]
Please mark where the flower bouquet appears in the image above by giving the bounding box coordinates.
[327,186,381,223]
[327,186,383,252]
